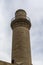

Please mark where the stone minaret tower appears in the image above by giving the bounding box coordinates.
[11,9,32,65]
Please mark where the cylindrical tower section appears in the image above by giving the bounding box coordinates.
[11,9,32,65]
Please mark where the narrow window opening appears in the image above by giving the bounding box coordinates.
[12,59,15,64]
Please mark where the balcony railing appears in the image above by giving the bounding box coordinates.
[11,16,31,22]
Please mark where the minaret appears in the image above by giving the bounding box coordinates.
[11,9,32,65]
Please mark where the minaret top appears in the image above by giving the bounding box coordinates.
[15,9,26,19]
[11,9,31,30]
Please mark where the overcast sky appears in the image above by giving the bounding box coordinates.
[0,0,43,65]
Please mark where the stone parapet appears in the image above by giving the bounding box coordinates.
[0,61,16,65]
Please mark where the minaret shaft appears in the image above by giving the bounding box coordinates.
[11,9,32,65]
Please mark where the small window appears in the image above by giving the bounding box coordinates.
[12,59,14,64]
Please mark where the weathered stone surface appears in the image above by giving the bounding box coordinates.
[15,9,26,19]
[12,26,32,65]
[0,61,17,65]
[0,61,12,65]
[11,9,32,65]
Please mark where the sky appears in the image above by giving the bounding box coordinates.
[0,0,43,65]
